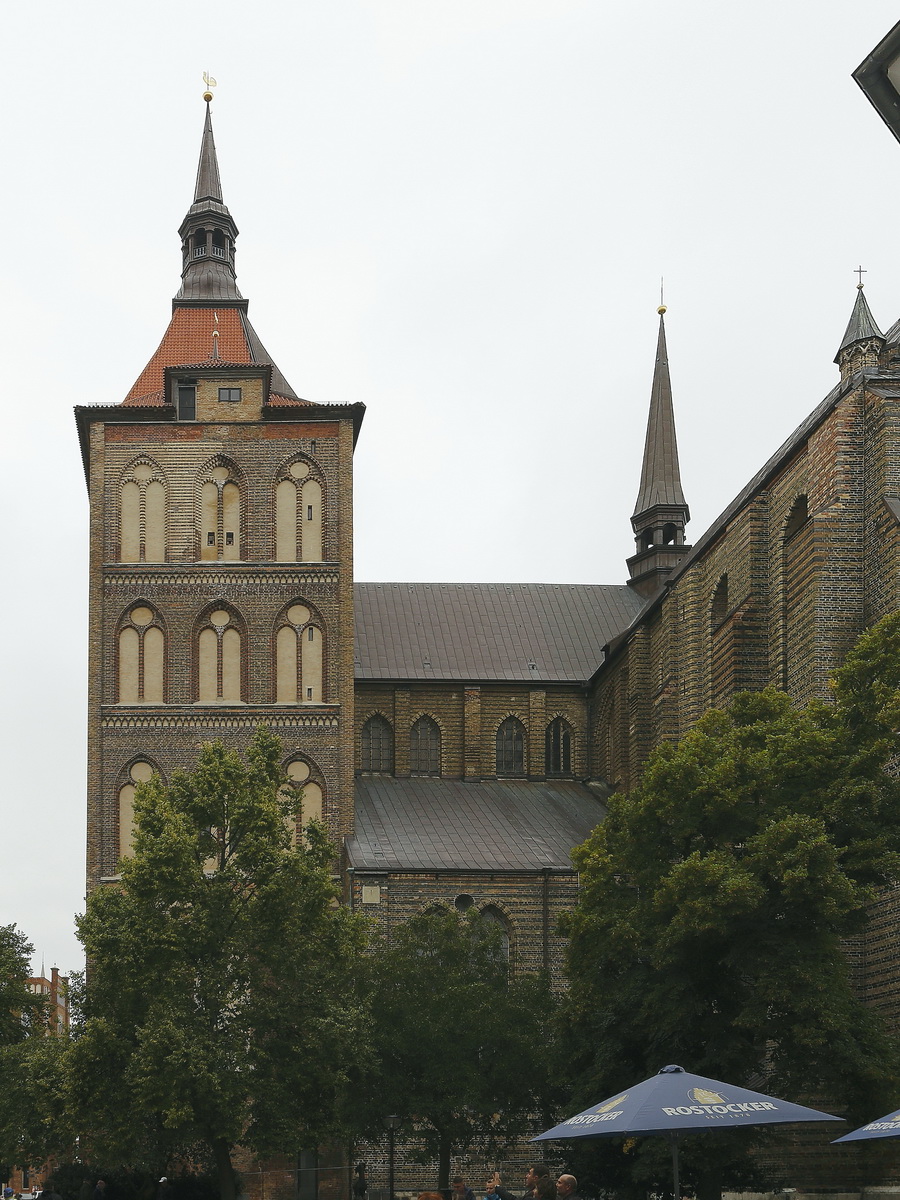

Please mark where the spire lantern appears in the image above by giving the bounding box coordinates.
[626,305,692,598]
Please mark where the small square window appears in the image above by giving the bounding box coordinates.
[225,532,234,545]
[206,532,215,546]
[306,687,313,700]
[218,387,242,404]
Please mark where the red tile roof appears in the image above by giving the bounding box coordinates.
[124,308,250,405]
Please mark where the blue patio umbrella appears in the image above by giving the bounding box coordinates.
[533,1064,842,1196]
[832,1109,900,1143]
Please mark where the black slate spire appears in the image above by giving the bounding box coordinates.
[175,101,243,305]
[626,306,692,597]
[834,283,884,377]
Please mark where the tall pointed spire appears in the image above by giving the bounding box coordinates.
[193,102,224,204]
[626,305,691,597]
[175,100,243,304]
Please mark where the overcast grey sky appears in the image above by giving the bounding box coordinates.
[2,0,900,975]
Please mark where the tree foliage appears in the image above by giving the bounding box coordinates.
[0,924,45,1046]
[0,924,64,1173]
[560,615,900,1197]
[68,729,370,1200]
[355,907,556,1191]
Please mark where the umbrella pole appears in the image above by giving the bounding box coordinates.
[669,1131,680,1200]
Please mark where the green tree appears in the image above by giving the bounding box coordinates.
[68,728,370,1200]
[0,925,63,1175]
[0,924,45,1045]
[561,617,900,1199]
[356,906,556,1191]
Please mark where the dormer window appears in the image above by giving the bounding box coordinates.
[219,387,241,404]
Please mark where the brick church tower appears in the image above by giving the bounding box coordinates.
[76,99,363,891]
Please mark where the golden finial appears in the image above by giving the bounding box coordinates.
[203,71,217,103]
[658,277,666,315]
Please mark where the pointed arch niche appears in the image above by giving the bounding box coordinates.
[120,459,167,562]
[117,604,166,703]
[118,758,158,860]
[274,458,325,562]
[196,458,244,561]
[282,757,325,843]
[274,602,326,703]
[195,604,246,703]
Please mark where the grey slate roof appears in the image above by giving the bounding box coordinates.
[348,776,606,871]
[632,311,688,518]
[353,582,644,682]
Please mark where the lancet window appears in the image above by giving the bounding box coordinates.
[496,716,526,776]
[410,715,441,776]
[361,715,394,773]
[545,717,572,776]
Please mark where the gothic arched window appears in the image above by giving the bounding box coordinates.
[410,715,441,776]
[275,603,325,703]
[496,717,526,776]
[196,607,244,702]
[545,717,572,776]
[275,460,324,562]
[120,460,166,562]
[361,716,394,773]
[117,605,165,704]
[199,462,242,561]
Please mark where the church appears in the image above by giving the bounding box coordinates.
[78,95,900,1089]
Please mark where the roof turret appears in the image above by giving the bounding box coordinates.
[835,283,884,364]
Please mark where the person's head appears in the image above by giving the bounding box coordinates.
[535,1178,555,1200]
[452,1179,467,1196]
[355,1166,367,1177]
[556,1178,577,1200]
[525,1167,549,1192]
